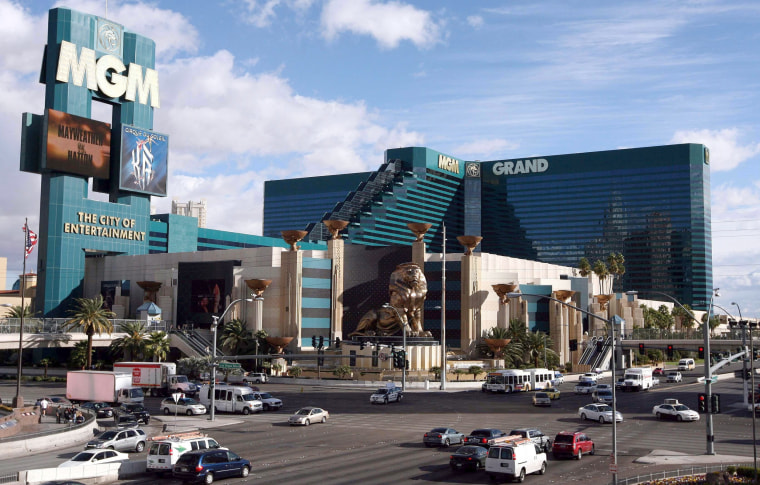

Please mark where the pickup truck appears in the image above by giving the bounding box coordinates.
[508,428,552,453]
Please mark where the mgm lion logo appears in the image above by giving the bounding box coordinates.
[349,262,431,337]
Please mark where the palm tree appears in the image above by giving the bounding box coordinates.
[221,319,253,355]
[578,257,591,277]
[69,341,91,370]
[3,304,36,318]
[39,358,53,378]
[672,304,695,335]
[146,331,170,362]
[62,295,115,369]
[110,321,148,361]
[593,260,610,294]
[503,319,527,368]
[524,332,549,368]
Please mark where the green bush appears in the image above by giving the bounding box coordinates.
[735,466,759,478]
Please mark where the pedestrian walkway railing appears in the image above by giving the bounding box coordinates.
[614,463,742,485]
[0,318,169,335]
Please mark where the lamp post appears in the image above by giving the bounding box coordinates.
[0,302,24,408]
[733,302,757,478]
[627,288,719,455]
[713,303,746,406]
[209,297,252,421]
[507,292,621,485]
[440,222,447,390]
[382,303,407,391]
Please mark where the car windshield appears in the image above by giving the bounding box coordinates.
[375,389,388,394]
[240,393,256,401]
[180,398,199,405]
[470,430,491,437]
[98,431,118,439]
[455,446,480,455]
[175,376,189,383]
[259,393,273,399]
[296,409,312,415]
[674,405,690,411]
[599,391,612,396]
[72,452,96,462]
[430,428,448,433]
[176,454,199,466]
[554,435,573,443]
[597,405,612,412]
[536,393,548,398]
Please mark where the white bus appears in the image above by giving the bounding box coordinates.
[482,368,555,393]
[483,369,530,393]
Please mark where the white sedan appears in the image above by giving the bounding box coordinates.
[653,403,700,421]
[578,403,623,423]
[58,449,130,467]
[160,397,207,416]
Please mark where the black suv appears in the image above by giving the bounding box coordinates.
[116,403,150,425]
[464,428,507,447]
[173,449,251,484]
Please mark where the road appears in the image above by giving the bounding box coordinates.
[1,366,757,485]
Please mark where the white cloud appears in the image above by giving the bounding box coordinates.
[321,0,443,49]
[670,128,760,172]
[467,15,483,28]
[451,139,520,159]
[240,0,315,27]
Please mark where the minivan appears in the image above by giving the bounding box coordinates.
[678,358,696,371]
[172,449,250,483]
[147,432,221,473]
[485,440,547,482]
[199,384,263,415]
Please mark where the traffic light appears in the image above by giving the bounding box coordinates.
[311,335,317,348]
[698,346,705,359]
[569,339,578,351]
[393,351,404,369]
[317,350,325,366]
[334,337,341,349]
[711,394,721,414]
[596,341,603,352]
[698,393,707,413]
[667,345,674,359]
[638,343,645,355]
[747,369,753,381]
[318,336,324,349]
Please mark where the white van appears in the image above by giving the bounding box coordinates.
[485,439,547,482]
[146,432,221,473]
[678,358,696,371]
[199,384,263,415]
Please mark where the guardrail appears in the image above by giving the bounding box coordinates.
[0,318,170,335]
[614,464,742,485]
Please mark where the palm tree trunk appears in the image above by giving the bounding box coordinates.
[86,329,94,369]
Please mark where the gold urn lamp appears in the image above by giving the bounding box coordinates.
[281,230,309,251]
[406,222,432,242]
[456,235,483,255]
[323,220,349,240]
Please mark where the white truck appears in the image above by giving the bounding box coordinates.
[621,367,654,392]
[66,370,144,405]
[113,362,197,397]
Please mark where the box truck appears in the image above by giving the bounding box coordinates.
[66,371,144,404]
[621,367,654,391]
[113,362,198,397]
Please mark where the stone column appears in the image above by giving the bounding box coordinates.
[492,283,519,329]
[457,236,483,351]
[324,220,349,341]
[281,231,307,350]
[407,223,432,272]
[551,290,576,365]
[245,279,271,333]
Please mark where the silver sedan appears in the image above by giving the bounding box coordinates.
[423,428,465,447]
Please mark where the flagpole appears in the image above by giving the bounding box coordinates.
[15,219,27,408]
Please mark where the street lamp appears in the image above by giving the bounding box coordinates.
[382,303,408,392]
[440,222,447,391]
[507,292,621,485]
[0,303,24,408]
[713,303,746,405]
[209,297,253,421]
[627,288,719,455]
[733,302,757,479]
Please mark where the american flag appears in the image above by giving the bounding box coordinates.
[23,224,38,259]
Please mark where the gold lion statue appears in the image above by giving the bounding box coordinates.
[350,262,431,337]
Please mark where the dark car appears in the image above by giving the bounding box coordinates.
[172,449,250,484]
[464,429,506,447]
[449,445,488,471]
[80,402,114,418]
[116,403,150,425]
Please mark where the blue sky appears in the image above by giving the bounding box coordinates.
[1,0,758,316]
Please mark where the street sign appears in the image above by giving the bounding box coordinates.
[609,464,617,473]
[218,362,241,370]
[697,375,718,384]
[172,392,182,403]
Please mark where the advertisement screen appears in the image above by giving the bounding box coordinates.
[44,109,111,179]
[191,279,225,314]
[119,125,168,196]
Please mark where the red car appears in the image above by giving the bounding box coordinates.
[552,431,595,459]
[653,368,665,376]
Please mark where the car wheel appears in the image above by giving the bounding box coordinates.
[263,403,270,411]
[135,441,145,452]
[576,449,583,460]
[321,416,327,423]
[581,413,587,421]
[398,394,403,402]
[241,466,250,478]
[590,445,595,455]
[539,461,546,475]
[384,397,388,404]
[677,415,684,422]
[489,474,498,482]
[444,438,450,447]
[516,468,526,483]
[204,472,214,485]
[163,408,170,415]
[243,407,251,415]
[108,446,115,450]
[305,419,310,426]
[656,412,662,420]
[599,416,605,424]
